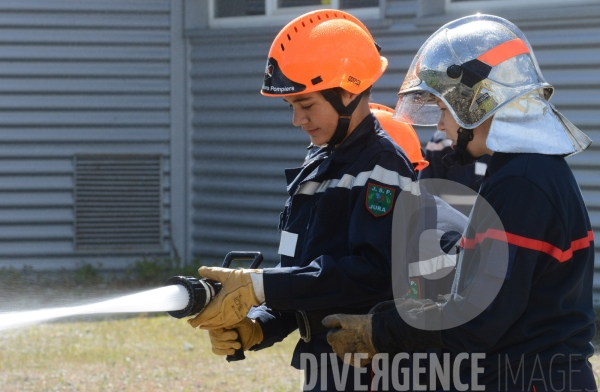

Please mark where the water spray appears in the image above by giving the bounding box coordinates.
[0,251,263,363]
[164,251,263,362]
[0,284,191,331]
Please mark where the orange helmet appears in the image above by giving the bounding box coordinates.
[370,103,429,171]
[261,9,387,97]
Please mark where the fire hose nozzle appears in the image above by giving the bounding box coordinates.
[165,251,263,362]
[164,276,222,319]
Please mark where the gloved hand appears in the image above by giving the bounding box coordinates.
[208,318,264,356]
[322,314,376,368]
[188,267,262,329]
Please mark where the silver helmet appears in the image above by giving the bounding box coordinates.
[393,14,591,155]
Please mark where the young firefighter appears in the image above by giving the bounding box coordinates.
[186,10,420,391]
[323,14,596,391]
[369,103,429,173]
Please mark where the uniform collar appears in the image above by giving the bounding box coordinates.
[485,152,516,178]
[284,114,379,195]
[328,113,378,163]
[307,113,378,173]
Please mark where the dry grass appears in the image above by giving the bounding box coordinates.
[0,315,303,392]
[0,314,598,391]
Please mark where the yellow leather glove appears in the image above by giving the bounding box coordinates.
[187,267,261,329]
[322,314,376,368]
[208,318,264,356]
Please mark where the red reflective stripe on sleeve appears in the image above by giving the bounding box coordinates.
[460,229,594,263]
[459,230,500,249]
[477,38,530,67]
[459,237,471,248]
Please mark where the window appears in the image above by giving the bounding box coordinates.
[445,0,597,13]
[214,0,265,17]
[210,0,380,28]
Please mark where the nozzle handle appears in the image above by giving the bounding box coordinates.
[221,251,263,363]
[222,251,263,269]
[226,332,246,362]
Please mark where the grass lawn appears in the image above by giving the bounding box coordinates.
[0,315,303,392]
[0,314,598,391]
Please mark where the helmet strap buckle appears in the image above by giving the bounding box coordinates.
[442,127,477,168]
[320,90,365,147]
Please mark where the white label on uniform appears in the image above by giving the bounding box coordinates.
[475,162,488,176]
[278,231,298,257]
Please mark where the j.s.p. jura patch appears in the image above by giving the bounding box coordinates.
[366,182,395,217]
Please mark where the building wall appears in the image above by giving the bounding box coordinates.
[188,26,303,266]
[6,0,595,291]
[188,1,600,300]
[0,0,178,270]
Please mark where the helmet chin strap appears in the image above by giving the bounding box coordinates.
[442,127,478,168]
[320,90,366,147]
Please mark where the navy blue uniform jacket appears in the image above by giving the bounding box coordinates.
[372,152,596,389]
[248,114,418,368]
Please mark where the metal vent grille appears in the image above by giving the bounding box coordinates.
[74,155,162,251]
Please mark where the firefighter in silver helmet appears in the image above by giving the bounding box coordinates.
[324,14,596,391]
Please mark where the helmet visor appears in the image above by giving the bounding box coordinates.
[393,91,441,126]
